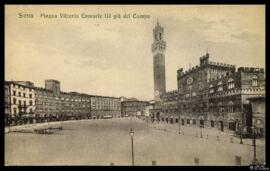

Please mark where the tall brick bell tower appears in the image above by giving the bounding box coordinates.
[152,20,166,101]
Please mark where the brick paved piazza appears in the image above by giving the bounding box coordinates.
[5,117,265,166]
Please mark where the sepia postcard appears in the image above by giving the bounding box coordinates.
[4,5,266,166]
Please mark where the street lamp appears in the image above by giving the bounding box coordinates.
[251,126,257,164]
[9,116,11,133]
[7,115,11,133]
[129,128,135,166]
[178,115,181,134]
[239,123,243,144]
[200,126,203,138]
[60,114,64,130]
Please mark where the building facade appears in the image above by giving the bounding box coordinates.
[248,96,265,138]
[35,87,60,122]
[175,53,237,129]
[90,96,121,119]
[35,80,121,121]
[60,92,91,120]
[208,67,265,134]
[5,81,36,125]
[34,79,62,122]
[143,100,155,122]
[5,79,122,125]
[5,84,11,125]
[151,53,265,135]
[121,98,149,117]
[152,20,166,101]
[159,90,179,124]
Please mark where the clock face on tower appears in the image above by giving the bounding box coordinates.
[155,90,160,96]
[187,77,193,85]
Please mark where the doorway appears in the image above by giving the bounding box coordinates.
[200,120,204,128]
[156,112,160,122]
[220,121,224,131]
[181,119,185,125]
[228,121,236,131]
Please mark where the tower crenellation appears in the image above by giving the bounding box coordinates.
[237,67,264,73]
[177,68,184,78]
[200,53,209,66]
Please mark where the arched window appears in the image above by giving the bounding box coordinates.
[155,34,158,41]
[13,108,17,115]
[211,120,215,127]
[209,102,214,112]
[252,75,258,86]
[228,78,235,89]
[218,102,223,113]
[228,101,234,113]
[217,81,223,92]
[179,82,182,88]
[209,84,214,93]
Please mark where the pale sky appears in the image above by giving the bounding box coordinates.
[5,5,265,101]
